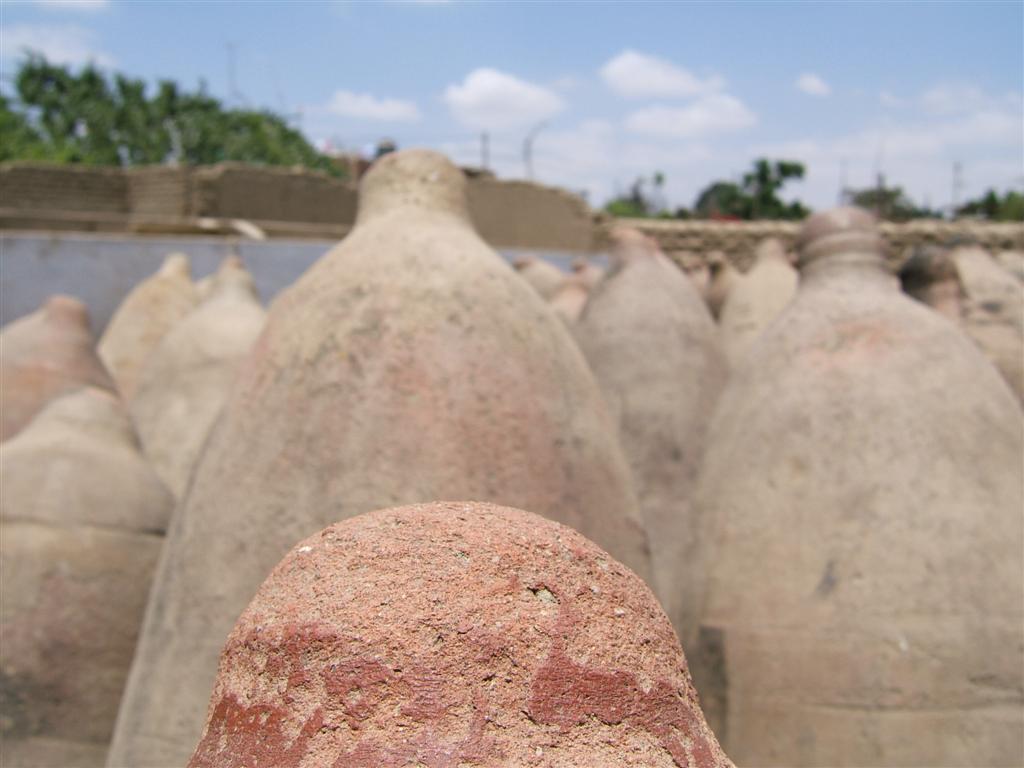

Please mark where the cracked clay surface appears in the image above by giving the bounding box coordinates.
[189,502,732,768]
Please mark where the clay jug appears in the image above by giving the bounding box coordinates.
[98,252,196,399]
[899,245,966,323]
[512,254,564,299]
[705,251,739,320]
[679,250,711,302]
[719,238,798,366]
[0,388,173,768]
[574,226,726,649]
[690,208,1024,766]
[107,149,649,768]
[571,255,606,289]
[549,275,590,323]
[188,501,732,768]
[995,249,1024,282]
[130,256,267,498]
[951,245,1024,402]
[0,295,114,442]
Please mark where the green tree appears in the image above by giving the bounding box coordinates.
[5,53,340,175]
[846,181,940,222]
[693,159,809,220]
[0,94,51,161]
[957,188,1024,221]
[603,172,668,218]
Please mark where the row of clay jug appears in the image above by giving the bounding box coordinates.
[0,256,267,767]
[2,148,1020,767]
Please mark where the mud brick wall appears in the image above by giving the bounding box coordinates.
[126,166,192,218]
[0,162,128,214]
[468,177,597,252]
[619,218,1024,271]
[190,163,358,225]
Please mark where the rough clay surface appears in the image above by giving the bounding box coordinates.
[0,295,115,442]
[718,238,798,367]
[703,252,739,320]
[548,277,590,325]
[188,502,733,768]
[109,149,650,768]
[130,256,267,498]
[98,252,197,400]
[513,255,565,301]
[950,245,1024,403]
[571,257,605,290]
[0,388,173,767]
[574,227,727,651]
[690,207,1024,767]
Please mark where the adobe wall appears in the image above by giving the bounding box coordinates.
[126,166,193,218]
[0,162,127,214]
[1,162,1020,258]
[190,163,358,224]
[467,177,597,252]
[619,218,1024,271]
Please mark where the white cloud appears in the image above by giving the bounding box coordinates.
[32,0,110,10]
[600,49,723,98]
[326,90,421,122]
[625,94,757,138]
[920,82,989,115]
[443,68,564,132]
[750,90,1023,209]
[796,72,831,97]
[880,90,904,108]
[0,23,115,67]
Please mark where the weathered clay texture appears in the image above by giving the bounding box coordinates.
[549,277,590,324]
[718,238,798,366]
[571,257,605,290]
[108,149,649,768]
[0,388,173,767]
[951,245,1024,403]
[704,251,739,320]
[188,502,733,768]
[574,227,726,651]
[98,252,197,399]
[130,256,266,498]
[899,246,965,324]
[996,249,1024,282]
[513,255,565,300]
[690,208,1024,766]
[0,295,115,442]
[900,245,1024,404]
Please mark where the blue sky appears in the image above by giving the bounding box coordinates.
[2,0,1022,212]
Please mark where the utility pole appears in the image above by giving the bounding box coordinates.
[838,158,848,205]
[480,132,489,171]
[523,121,548,181]
[225,42,246,106]
[951,161,964,218]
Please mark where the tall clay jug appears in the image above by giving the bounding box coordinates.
[98,252,196,399]
[130,257,266,498]
[690,208,1023,766]
[0,295,114,441]
[107,149,649,767]
[718,237,798,366]
[0,388,173,767]
[575,226,726,649]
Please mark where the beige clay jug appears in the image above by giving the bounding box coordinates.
[108,149,649,768]
[690,208,1023,767]
[0,388,173,767]
[574,226,726,650]
[130,256,266,498]
[0,295,114,442]
[98,252,196,399]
